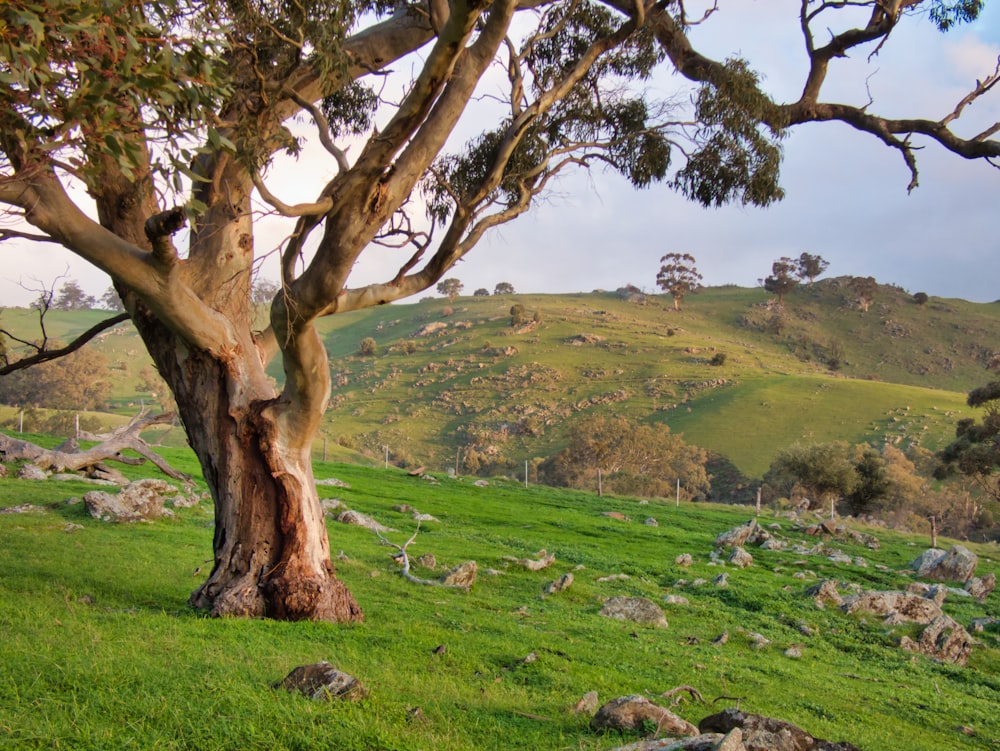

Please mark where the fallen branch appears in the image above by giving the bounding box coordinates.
[503,549,556,570]
[0,411,190,484]
[375,523,470,590]
[660,685,706,707]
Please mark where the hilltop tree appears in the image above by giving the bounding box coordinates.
[796,253,829,285]
[763,257,799,304]
[656,252,703,311]
[473,288,490,296]
[849,276,879,313]
[437,278,464,302]
[53,280,97,311]
[100,286,125,312]
[1,1,996,622]
[494,282,515,296]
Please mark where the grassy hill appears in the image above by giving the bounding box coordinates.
[1,450,998,749]
[3,279,996,482]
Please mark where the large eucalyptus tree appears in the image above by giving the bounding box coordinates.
[1,0,997,621]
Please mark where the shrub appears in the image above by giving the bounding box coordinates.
[358,337,377,356]
[709,352,727,366]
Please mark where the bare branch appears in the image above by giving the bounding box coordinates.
[0,313,130,375]
[251,171,334,217]
[375,523,472,590]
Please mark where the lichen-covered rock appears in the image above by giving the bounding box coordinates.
[591,695,698,736]
[599,596,668,628]
[965,572,996,601]
[715,520,769,548]
[544,572,574,595]
[439,561,477,589]
[840,590,943,625]
[335,509,395,533]
[699,708,863,751]
[805,580,844,608]
[276,662,366,701]
[83,479,179,522]
[909,545,978,583]
[899,615,974,666]
[728,547,753,569]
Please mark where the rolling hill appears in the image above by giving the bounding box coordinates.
[2,278,997,486]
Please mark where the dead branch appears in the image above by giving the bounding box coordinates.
[0,313,130,375]
[660,685,706,707]
[375,523,470,589]
[503,549,556,570]
[0,411,190,483]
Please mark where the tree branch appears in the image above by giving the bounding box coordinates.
[0,313,130,376]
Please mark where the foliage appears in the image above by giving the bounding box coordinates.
[914,292,929,306]
[494,282,515,296]
[540,414,709,498]
[251,279,280,306]
[53,280,96,311]
[848,276,879,313]
[656,252,703,310]
[796,253,829,285]
[937,381,1000,502]
[358,336,377,357]
[0,345,109,410]
[100,286,125,312]
[473,288,489,296]
[437,279,464,302]
[762,257,799,303]
[763,441,858,508]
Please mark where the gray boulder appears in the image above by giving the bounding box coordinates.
[899,615,974,666]
[439,561,477,590]
[965,572,996,601]
[840,590,943,625]
[699,708,863,751]
[728,547,753,569]
[276,662,366,701]
[83,478,179,522]
[599,596,668,628]
[17,463,48,480]
[544,572,574,595]
[715,520,769,548]
[591,695,698,736]
[335,509,395,533]
[909,545,978,583]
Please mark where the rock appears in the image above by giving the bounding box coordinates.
[965,573,996,601]
[83,478,180,522]
[675,554,694,567]
[759,539,784,551]
[712,573,729,587]
[413,512,439,523]
[909,545,978,583]
[840,590,943,625]
[746,632,770,650]
[598,573,631,582]
[392,504,414,513]
[663,595,690,606]
[315,477,351,488]
[439,561,477,589]
[276,662,367,701]
[416,553,437,570]
[699,708,863,751]
[572,690,599,715]
[0,463,7,478]
[17,463,48,480]
[0,503,46,514]
[544,572,574,595]
[804,580,844,608]
[728,547,753,569]
[320,498,346,515]
[644,517,659,527]
[167,491,200,508]
[603,511,631,521]
[335,509,395,533]
[607,735,739,751]
[504,550,556,570]
[784,646,803,658]
[473,479,489,487]
[591,695,698,736]
[599,596,668,628]
[715,520,769,548]
[827,551,852,565]
[899,615,974,666]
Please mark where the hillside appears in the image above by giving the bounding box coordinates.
[3,279,997,482]
[1,452,998,750]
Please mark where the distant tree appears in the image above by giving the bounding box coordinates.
[709,352,727,366]
[849,276,879,313]
[936,382,1000,502]
[541,415,709,499]
[437,278,464,302]
[252,279,281,306]
[100,286,125,312]
[358,337,377,356]
[762,257,799,303]
[509,304,527,326]
[0,346,109,410]
[844,446,891,516]
[656,253,703,311]
[473,288,490,296]
[795,252,829,285]
[53,280,96,311]
[763,442,857,510]
[913,291,929,306]
[494,282,515,296]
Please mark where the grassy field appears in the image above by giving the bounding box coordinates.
[1,444,998,750]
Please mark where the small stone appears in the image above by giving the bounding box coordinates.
[277,662,366,702]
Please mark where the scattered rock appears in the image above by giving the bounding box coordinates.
[675,554,694,567]
[0,463,7,478]
[805,580,844,608]
[83,479,180,522]
[599,596,668,628]
[603,511,631,522]
[841,590,943,625]
[965,572,996,601]
[335,509,396,534]
[598,573,631,582]
[276,662,367,701]
[783,646,803,659]
[728,547,753,569]
[315,477,351,488]
[644,517,659,527]
[439,561,477,589]
[909,545,978,583]
[504,550,556,571]
[746,631,771,650]
[715,520,769,548]
[0,503,46,514]
[607,735,735,751]
[663,595,690,606]
[591,695,698,737]
[392,504,414,513]
[544,573,574,595]
[16,463,48,481]
[899,615,974,666]
[699,708,863,751]
[412,512,439,523]
[416,553,437,570]
[320,498,346,515]
[473,479,489,487]
[572,690,600,715]
[712,573,729,588]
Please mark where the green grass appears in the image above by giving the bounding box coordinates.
[1,455,998,749]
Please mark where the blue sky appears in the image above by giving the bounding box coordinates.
[1,2,998,306]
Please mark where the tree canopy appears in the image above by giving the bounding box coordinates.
[1,0,997,622]
[656,252,702,310]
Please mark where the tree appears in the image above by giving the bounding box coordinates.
[1,1,995,622]
[53,280,96,311]
[796,253,829,285]
[494,282,515,296]
[937,382,1000,502]
[656,252,702,311]
[913,291,929,306]
[763,442,857,510]
[436,278,464,302]
[849,276,879,313]
[100,286,125,312]
[0,346,109,410]
[473,288,490,296]
[252,279,281,306]
[762,257,799,304]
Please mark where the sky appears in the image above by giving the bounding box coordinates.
[1,1,998,308]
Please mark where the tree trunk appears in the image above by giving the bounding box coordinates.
[132,309,362,622]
